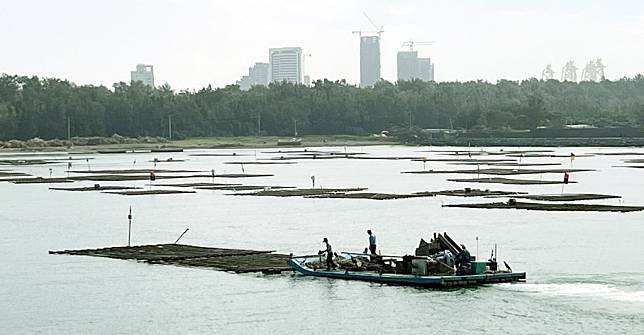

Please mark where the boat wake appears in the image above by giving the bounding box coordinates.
[500,282,644,303]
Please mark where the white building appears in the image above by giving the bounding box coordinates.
[130,64,154,87]
[269,47,302,84]
[418,58,434,82]
[236,62,269,90]
[360,36,381,87]
[397,52,434,82]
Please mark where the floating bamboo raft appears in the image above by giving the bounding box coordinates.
[506,193,620,201]
[49,244,292,274]
[442,201,644,212]
[447,177,577,185]
[402,168,594,176]
[104,189,196,196]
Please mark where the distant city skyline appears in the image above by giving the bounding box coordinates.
[130,64,155,87]
[397,51,434,82]
[237,62,269,90]
[269,47,303,84]
[2,0,644,90]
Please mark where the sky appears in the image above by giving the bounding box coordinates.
[1,0,644,90]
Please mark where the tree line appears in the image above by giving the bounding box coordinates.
[1,73,644,140]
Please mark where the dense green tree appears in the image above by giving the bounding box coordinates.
[1,73,644,140]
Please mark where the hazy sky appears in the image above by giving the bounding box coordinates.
[2,0,643,89]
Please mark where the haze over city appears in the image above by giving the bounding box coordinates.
[4,2,644,334]
[2,0,644,89]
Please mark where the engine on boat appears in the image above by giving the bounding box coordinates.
[303,232,511,276]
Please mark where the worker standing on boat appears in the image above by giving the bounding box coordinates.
[455,244,472,275]
[367,230,377,255]
[318,238,337,271]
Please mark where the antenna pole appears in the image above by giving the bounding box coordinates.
[257,113,261,137]
[127,206,132,247]
[168,115,172,140]
[476,236,479,260]
[174,228,189,244]
[67,116,71,141]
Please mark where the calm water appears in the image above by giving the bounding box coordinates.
[1,145,643,334]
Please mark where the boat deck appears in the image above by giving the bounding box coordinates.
[288,259,526,288]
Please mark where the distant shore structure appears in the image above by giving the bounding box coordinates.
[359,35,381,87]
[542,59,606,83]
[237,62,269,90]
[397,40,435,82]
[130,64,154,87]
[269,47,303,84]
[397,51,434,82]
[352,12,384,87]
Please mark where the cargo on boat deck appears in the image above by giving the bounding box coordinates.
[288,231,525,288]
[411,258,429,275]
[471,261,488,275]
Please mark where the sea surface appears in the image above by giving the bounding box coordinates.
[1,145,643,334]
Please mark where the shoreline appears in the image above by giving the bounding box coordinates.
[3,135,644,153]
[421,137,644,147]
[0,135,396,153]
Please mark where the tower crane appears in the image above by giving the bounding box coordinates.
[363,12,384,37]
[302,53,312,84]
[402,39,436,51]
[352,12,384,37]
[351,30,381,37]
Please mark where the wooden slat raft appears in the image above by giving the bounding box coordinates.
[442,201,644,212]
[402,168,594,176]
[49,244,292,274]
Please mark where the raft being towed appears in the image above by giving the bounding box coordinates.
[288,232,526,288]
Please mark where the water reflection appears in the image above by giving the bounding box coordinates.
[1,145,643,333]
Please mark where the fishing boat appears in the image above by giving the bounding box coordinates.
[277,138,302,146]
[287,232,526,288]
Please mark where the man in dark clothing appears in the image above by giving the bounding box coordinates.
[367,230,377,255]
[455,244,472,275]
[318,238,337,271]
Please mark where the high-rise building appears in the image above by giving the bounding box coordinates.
[397,51,434,82]
[269,47,302,84]
[130,64,154,87]
[237,62,269,90]
[418,58,434,82]
[237,75,252,91]
[360,36,381,87]
[397,51,419,82]
[249,62,269,86]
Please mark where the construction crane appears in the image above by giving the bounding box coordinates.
[351,30,380,37]
[363,12,384,37]
[402,39,436,51]
[302,53,312,85]
[352,12,384,37]
[302,53,312,69]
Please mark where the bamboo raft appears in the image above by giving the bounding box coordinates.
[402,168,594,176]
[443,201,644,212]
[49,244,292,274]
